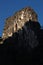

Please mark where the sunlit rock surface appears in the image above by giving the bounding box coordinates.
[2,7,38,41]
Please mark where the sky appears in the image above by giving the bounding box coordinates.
[0,0,43,37]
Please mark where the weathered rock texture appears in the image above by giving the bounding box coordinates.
[2,7,38,41]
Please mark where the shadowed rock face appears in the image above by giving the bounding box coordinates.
[0,20,43,65]
[3,20,41,49]
[2,7,38,41]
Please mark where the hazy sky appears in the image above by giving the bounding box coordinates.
[0,0,43,37]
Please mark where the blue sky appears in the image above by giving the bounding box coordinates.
[0,0,43,37]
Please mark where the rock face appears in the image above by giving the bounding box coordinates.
[0,7,43,65]
[3,20,41,49]
[2,7,38,41]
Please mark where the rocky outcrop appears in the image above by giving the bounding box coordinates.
[2,7,38,42]
[0,7,43,64]
[0,7,43,65]
[0,20,43,65]
[2,20,41,48]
